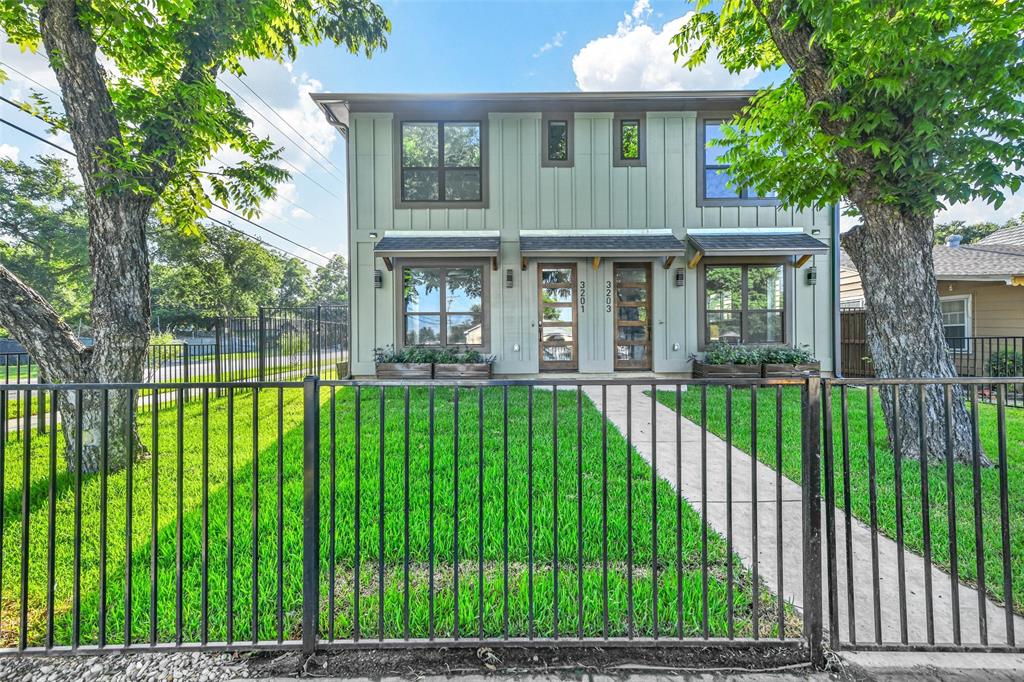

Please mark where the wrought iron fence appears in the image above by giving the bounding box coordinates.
[0,375,1019,661]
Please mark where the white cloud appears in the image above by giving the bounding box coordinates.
[533,31,567,58]
[937,192,1024,225]
[0,143,19,161]
[572,1,759,91]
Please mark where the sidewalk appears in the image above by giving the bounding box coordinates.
[580,384,1023,647]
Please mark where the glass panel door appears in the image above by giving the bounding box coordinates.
[614,263,652,370]
[538,264,578,371]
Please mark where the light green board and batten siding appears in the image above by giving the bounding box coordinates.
[348,111,835,376]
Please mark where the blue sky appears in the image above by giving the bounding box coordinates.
[2,0,1022,268]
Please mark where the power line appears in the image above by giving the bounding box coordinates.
[211,203,330,263]
[0,111,330,268]
[204,214,325,268]
[0,60,61,98]
[232,74,344,175]
[218,78,344,197]
[0,116,73,155]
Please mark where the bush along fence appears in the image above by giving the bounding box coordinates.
[0,375,1020,663]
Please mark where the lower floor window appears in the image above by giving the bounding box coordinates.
[403,264,485,347]
[940,295,971,350]
[705,264,785,344]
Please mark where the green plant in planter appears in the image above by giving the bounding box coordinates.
[696,342,815,365]
[761,345,816,365]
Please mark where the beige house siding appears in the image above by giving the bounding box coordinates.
[839,267,864,304]
[938,280,1024,338]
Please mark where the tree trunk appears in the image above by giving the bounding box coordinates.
[843,204,989,465]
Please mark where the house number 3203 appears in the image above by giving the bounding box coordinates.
[605,280,613,312]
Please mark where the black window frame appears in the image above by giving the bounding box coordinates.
[394,119,487,209]
[697,113,780,207]
[541,112,573,168]
[613,112,646,167]
[700,262,789,346]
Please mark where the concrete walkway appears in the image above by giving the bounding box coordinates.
[581,384,1023,648]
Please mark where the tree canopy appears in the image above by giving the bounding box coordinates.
[933,212,1023,245]
[673,0,1024,216]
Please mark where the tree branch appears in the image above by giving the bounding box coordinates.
[0,262,85,381]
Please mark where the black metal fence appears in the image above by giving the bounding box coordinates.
[0,375,1019,661]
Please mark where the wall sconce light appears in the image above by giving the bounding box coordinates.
[806,266,818,285]
[505,268,514,288]
[373,269,383,289]
[811,228,821,236]
[369,231,379,240]
[674,268,685,287]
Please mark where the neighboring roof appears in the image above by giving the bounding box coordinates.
[931,243,1024,278]
[310,90,756,128]
[373,230,500,257]
[519,230,686,255]
[839,241,1024,281]
[975,224,1024,246]
[688,232,829,257]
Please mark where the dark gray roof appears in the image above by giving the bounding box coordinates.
[688,232,829,256]
[374,234,500,255]
[975,224,1024,246]
[519,233,686,253]
[840,244,1024,278]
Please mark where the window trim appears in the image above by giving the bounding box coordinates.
[696,258,793,350]
[613,112,646,167]
[393,117,489,209]
[395,258,491,351]
[939,293,972,352]
[696,112,780,207]
[541,112,574,168]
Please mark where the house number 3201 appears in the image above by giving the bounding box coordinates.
[605,280,613,312]
[579,280,586,313]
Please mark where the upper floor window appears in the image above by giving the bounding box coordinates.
[541,113,573,167]
[613,113,645,167]
[700,119,777,204]
[400,121,482,204]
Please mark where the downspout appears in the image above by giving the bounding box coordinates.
[831,203,843,378]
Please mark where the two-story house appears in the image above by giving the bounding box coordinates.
[312,91,840,377]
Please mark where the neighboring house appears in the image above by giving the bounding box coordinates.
[840,226,1024,348]
[313,91,839,377]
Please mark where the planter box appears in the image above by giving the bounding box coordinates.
[375,363,432,380]
[762,362,821,378]
[434,363,492,379]
[691,361,761,379]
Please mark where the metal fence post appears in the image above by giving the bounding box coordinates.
[802,375,824,667]
[215,320,224,387]
[37,372,46,434]
[315,304,322,377]
[302,375,321,654]
[258,308,267,382]
[182,342,191,402]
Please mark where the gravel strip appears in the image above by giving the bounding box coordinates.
[0,651,250,682]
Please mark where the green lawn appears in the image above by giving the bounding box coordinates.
[652,386,1023,613]
[0,386,791,648]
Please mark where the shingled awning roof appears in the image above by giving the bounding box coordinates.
[519,230,686,255]
[374,231,500,269]
[687,231,828,267]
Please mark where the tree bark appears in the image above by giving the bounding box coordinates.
[843,206,989,465]
[0,0,152,472]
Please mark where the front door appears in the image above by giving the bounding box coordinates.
[538,264,578,371]
[614,263,652,370]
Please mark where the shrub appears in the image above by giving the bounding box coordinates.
[696,342,815,365]
[987,349,1023,378]
[372,346,495,365]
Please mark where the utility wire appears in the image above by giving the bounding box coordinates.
[0,60,61,98]
[220,76,342,181]
[204,214,325,268]
[218,78,343,197]
[0,110,329,268]
[232,74,344,174]
[211,203,330,262]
